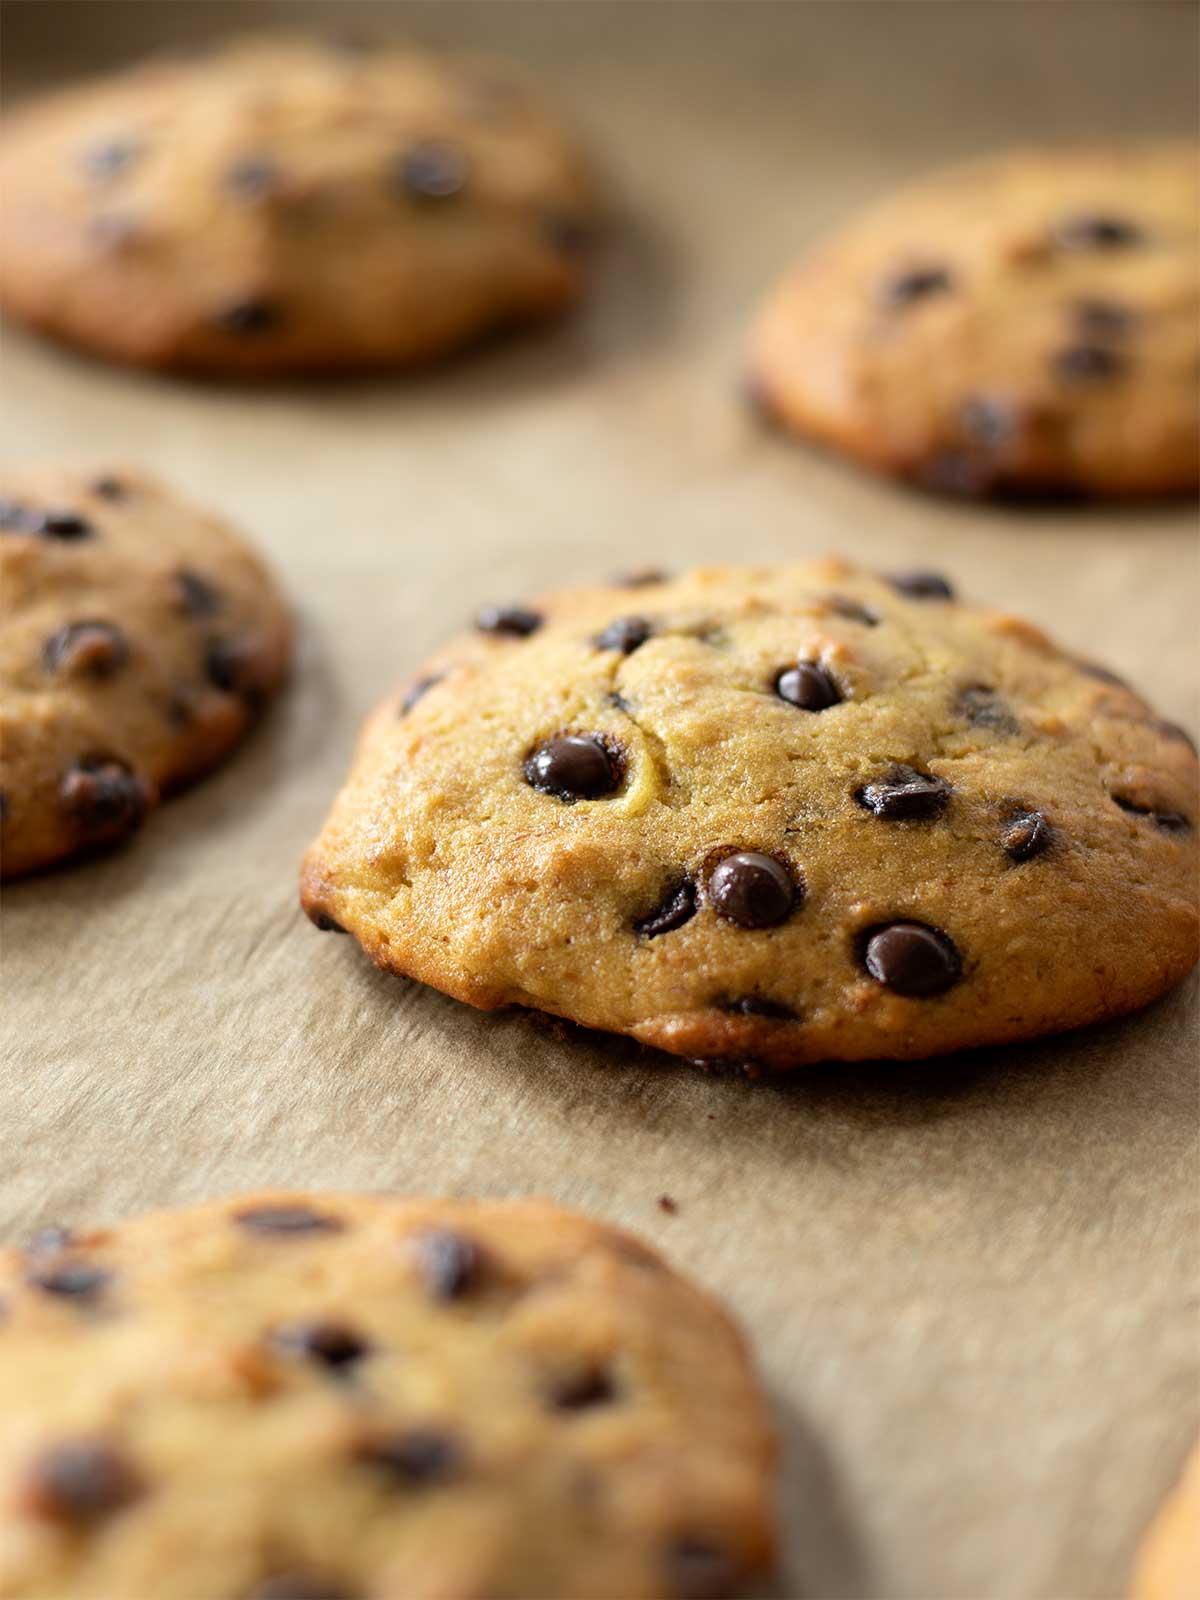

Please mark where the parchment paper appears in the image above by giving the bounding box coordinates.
[2,5,1197,1597]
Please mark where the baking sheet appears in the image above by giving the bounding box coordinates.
[2,4,1198,1597]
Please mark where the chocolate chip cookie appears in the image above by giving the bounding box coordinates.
[748,143,1200,497]
[0,465,289,878]
[1130,1440,1200,1600]
[0,34,598,375]
[301,560,1198,1069]
[0,1192,777,1600]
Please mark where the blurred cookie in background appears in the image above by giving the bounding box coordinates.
[1130,1439,1200,1600]
[748,143,1199,498]
[0,465,289,878]
[0,35,600,376]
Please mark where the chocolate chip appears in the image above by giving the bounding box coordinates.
[886,570,955,601]
[400,674,443,715]
[856,765,951,820]
[634,879,697,940]
[707,852,797,929]
[272,1319,370,1371]
[958,685,1019,735]
[225,155,282,199]
[1053,344,1126,382]
[35,509,94,541]
[1001,808,1053,862]
[311,912,347,933]
[412,1229,479,1300]
[397,140,467,200]
[665,1537,740,1600]
[548,1367,616,1411]
[212,298,282,336]
[595,616,653,654]
[59,761,147,840]
[233,1205,343,1236]
[860,922,962,997]
[774,662,842,711]
[476,604,542,638]
[960,394,1019,448]
[26,1261,112,1301]
[524,735,623,802]
[42,621,128,679]
[24,1442,143,1525]
[1053,214,1142,251]
[1112,794,1191,833]
[1073,298,1135,337]
[826,595,879,626]
[543,213,594,255]
[90,476,126,500]
[205,638,259,697]
[358,1428,462,1486]
[614,567,668,588]
[879,265,954,308]
[717,995,796,1020]
[247,1573,357,1600]
[81,137,140,180]
[176,569,221,617]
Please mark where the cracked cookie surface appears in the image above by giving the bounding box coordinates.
[0,464,289,878]
[748,143,1200,497]
[0,1191,776,1600]
[0,34,598,375]
[301,559,1199,1070]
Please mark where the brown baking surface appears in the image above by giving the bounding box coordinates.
[1,5,1197,1597]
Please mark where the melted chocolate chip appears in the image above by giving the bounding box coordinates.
[308,911,348,934]
[398,140,467,200]
[1073,298,1135,337]
[42,621,128,679]
[273,1319,370,1371]
[1053,214,1142,251]
[358,1428,462,1486]
[886,570,955,601]
[595,616,653,655]
[26,1261,112,1301]
[81,137,140,180]
[717,995,796,1020]
[826,595,879,626]
[213,298,282,336]
[59,761,147,840]
[879,265,954,308]
[476,604,542,638]
[549,1367,616,1411]
[707,852,797,929]
[176,569,221,617]
[36,509,94,541]
[412,1229,479,1300]
[225,155,282,199]
[774,662,841,711]
[635,879,697,940]
[248,1574,357,1600]
[665,1537,740,1600]
[856,765,951,821]
[24,1442,143,1525]
[400,674,443,715]
[205,638,259,697]
[614,567,669,588]
[860,922,962,997]
[959,685,1019,735]
[1112,795,1191,833]
[1053,344,1126,382]
[1001,808,1053,862]
[524,735,623,802]
[234,1205,343,1236]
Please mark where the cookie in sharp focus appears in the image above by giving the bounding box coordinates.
[0,1192,777,1600]
[0,465,289,878]
[748,143,1200,498]
[301,559,1198,1070]
[0,34,599,376]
